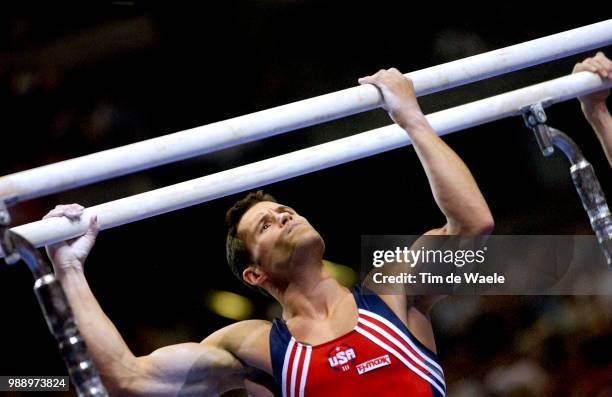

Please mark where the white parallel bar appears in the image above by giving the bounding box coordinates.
[1,71,610,257]
[1,20,611,203]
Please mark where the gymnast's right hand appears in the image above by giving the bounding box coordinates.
[43,204,99,274]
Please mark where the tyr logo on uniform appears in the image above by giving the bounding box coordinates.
[327,344,356,372]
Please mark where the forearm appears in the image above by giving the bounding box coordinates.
[583,102,612,167]
[57,268,139,392]
[398,113,493,234]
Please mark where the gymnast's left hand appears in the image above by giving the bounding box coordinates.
[573,52,611,111]
[358,68,428,131]
[43,204,100,274]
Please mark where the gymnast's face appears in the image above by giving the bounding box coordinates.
[238,201,324,287]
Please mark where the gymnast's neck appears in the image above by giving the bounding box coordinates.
[274,261,349,322]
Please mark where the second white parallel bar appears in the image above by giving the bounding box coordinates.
[2,71,610,257]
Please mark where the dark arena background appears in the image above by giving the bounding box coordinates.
[0,3,610,396]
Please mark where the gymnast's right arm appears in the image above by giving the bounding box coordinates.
[43,204,248,396]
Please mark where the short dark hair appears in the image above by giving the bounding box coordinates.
[225,190,277,294]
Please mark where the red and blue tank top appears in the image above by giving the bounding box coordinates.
[269,286,445,397]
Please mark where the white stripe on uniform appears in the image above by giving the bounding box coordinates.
[358,316,445,388]
[359,308,444,376]
[281,338,296,397]
[355,325,445,396]
[299,345,312,397]
[289,344,303,397]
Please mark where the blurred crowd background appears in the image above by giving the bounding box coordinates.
[0,2,610,396]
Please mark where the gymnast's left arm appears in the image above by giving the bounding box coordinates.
[359,68,494,237]
[359,69,494,315]
[573,52,612,167]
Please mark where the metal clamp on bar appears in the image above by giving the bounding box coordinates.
[0,202,20,265]
[520,103,612,268]
[0,202,109,397]
[521,102,554,156]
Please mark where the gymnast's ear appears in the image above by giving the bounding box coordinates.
[243,265,265,286]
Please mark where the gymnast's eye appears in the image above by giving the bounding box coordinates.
[262,224,270,231]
